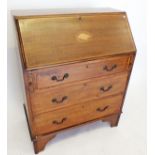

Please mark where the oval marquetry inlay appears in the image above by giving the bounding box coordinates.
[77,32,92,42]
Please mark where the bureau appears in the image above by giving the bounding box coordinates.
[14,8,136,154]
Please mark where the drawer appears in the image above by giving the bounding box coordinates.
[31,55,131,89]
[31,72,128,115]
[34,94,123,135]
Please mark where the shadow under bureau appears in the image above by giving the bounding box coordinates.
[14,8,136,154]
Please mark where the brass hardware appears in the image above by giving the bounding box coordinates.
[100,85,112,92]
[53,117,67,125]
[51,73,69,82]
[52,96,68,104]
[96,105,109,112]
[103,64,117,71]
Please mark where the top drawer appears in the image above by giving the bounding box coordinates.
[30,54,132,90]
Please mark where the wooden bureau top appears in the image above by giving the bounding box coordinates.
[14,9,136,70]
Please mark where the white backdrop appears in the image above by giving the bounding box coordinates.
[7,1,146,155]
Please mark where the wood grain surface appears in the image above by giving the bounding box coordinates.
[30,54,131,89]
[31,72,128,115]
[14,10,136,154]
[34,94,123,135]
[16,13,136,69]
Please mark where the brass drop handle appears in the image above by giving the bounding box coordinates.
[51,73,69,82]
[96,105,109,112]
[53,117,67,125]
[103,64,117,71]
[100,85,112,92]
[52,96,68,104]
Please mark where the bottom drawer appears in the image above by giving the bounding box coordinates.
[34,94,123,135]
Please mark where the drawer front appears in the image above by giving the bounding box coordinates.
[31,72,128,115]
[34,94,123,135]
[32,55,131,90]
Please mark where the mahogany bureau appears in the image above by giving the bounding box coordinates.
[14,8,136,154]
